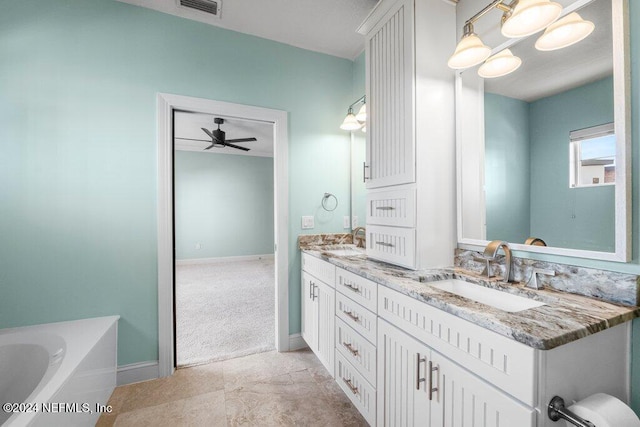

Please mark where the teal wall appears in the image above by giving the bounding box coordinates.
[484,93,531,244]
[0,0,353,365]
[174,151,274,260]
[529,77,615,252]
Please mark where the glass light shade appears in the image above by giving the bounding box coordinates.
[501,0,562,38]
[361,125,366,133]
[535,12,595,51]
[478,49,522,78]
[356,103,367,122]
[447,33,491,69]
[340,112,362,131]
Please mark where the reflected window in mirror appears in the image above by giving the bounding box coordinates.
[570,122,615,188]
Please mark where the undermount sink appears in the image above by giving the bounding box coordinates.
[323,246,364,256]
[428,279,545,313]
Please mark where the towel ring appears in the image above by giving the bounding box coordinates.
[322,193,338,211]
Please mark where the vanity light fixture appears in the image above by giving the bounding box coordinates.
[449,0,566,74]
[340,95,366,131]
[535,12,595,51]
[478,48,522,78]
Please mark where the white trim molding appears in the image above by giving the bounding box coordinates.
[157,93,289,378]
[117,361,159,386]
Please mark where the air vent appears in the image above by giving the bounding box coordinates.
[178,0,221,17]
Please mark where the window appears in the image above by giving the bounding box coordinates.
[569,123,616,188]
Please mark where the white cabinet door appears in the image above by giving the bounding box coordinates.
[377,320,431,427]
[315,279,335,376]
[432,353,536,427]
[301,272,318,353]
[365,0,415,189]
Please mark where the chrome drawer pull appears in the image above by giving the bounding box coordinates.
[343,281,362,294]
[343,342,359,357]
[375,206,395,210]
[428,361,439,401]
[363,162,369,182]
[343,310,360,323]
[375,241,395,247]
[343,377,359,395]
[309,281,314,299]
[416,353,426,390]
[312,284,318,301]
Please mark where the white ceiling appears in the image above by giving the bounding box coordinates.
[174,111,274,157]
[116,0,379,59]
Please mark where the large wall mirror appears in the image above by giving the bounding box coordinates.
[456,0,631,261]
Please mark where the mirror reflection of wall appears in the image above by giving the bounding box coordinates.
[484,76,614,252]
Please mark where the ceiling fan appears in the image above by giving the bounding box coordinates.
[178,117,257,151]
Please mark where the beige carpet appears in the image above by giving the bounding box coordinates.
[175,258,275,367]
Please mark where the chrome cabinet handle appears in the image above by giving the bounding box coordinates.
[309,281,314,299]
[343,377,359,395]
[312,284,318,301]
[375,241,395,247]
[428,361,439,401]
[363,162,369,182]
[416,353,426,390]
[343,310,360,323]
[343,342,359,357]
[375,206,395,210]
[343,281,361,294]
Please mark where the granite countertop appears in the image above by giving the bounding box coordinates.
[301,244,640,351]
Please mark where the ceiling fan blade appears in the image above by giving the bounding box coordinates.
[201,128,216,139]
[204,143,216,150]
[225,137,257,143]
[175,137,211,142]
[223,142,250,151]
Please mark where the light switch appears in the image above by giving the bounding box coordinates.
[301,216,315,229]
[343,216,350,229]
[352,216,359,228]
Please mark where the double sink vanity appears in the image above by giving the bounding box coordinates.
[299,235,638,427]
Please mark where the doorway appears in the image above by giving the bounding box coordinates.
[157,94,289,377]
[173,111,276,366]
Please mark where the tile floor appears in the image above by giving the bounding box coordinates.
[97,349,367,426]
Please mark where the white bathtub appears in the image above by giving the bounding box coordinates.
[0,316,119,427]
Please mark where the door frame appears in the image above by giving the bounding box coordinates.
[157,93,289,377]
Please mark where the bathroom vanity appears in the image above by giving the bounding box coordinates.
[299,243,637,427]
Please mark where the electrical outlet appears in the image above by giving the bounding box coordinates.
[343,216,350,229]
[352,216,359,228]
[301,216,315,229]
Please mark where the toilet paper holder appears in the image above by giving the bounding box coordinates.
[548,396,596,427]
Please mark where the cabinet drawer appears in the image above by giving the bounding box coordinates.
[366,187,416,227]
[378,286,536,405]
[336,352,376,426]
[336,268,378,313]
[336,318,377,387]
[302,253,335,287]
[336,292,377,345]
[366,225,416,269]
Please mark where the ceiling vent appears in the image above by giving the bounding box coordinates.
[177,0,221,18]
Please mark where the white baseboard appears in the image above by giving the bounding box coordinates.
[288,333,308,351]
[176,254,275,266]
[117,361,159,386]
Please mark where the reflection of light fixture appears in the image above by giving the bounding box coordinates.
[501,0,562,38]
[448,0,593,78]
[535,12,595,51]
[340,95,366,131]
[478,49,522,78]
[361,125,366,133]
[448,23,492,69]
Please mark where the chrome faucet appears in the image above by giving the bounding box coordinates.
[483,240,515,283]
[352,227,366,248]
